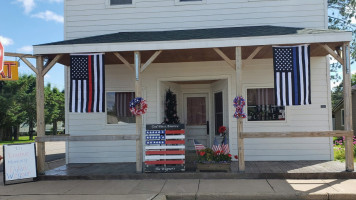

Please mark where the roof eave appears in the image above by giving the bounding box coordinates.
[33,31,352,55]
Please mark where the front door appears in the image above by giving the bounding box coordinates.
[184,93,209,150]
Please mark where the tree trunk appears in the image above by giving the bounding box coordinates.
[29,121,34,140]
[52,120,57,135]
[3,127,12,141]
[13,125,19,141]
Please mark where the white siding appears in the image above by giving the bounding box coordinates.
[64,0,327,39]
[67,57,332,163]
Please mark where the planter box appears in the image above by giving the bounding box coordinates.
[196,162,231,172]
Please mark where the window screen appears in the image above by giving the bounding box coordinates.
[107,92,136,124]
[247,88,285,121]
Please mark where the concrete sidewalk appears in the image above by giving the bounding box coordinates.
[1,175,356,200]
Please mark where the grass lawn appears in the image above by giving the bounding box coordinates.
[0,136,36,145]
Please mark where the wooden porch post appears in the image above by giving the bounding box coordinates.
[36,56,46,174]
[342,42,354,172]
[134,51,143,173]
[236,47,245,172]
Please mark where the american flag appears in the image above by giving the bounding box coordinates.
[273,45,311,106]
[194,139,206,151]
[70,54,105,113]
[145,129,185,166]
[221,137,229,154]
[212,137,222,153]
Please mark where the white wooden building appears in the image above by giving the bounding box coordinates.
[32,0,354,172]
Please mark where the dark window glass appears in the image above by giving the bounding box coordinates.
[110,0,132,5]
[247,88,285,121]
[107,92,136,124]
[214,92,223,135]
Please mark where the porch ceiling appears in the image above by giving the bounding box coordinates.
[45,42,344,66]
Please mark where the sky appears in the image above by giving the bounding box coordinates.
[0,0,64,90]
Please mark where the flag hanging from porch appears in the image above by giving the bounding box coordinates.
[273,45,311,106]
[70,53,105,113]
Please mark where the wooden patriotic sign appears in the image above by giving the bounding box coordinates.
[145,124,185,172]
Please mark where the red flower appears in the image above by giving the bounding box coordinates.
[234,155,238,159]
[228,154,232,157]
[218,126,227,134]
[199,151,206,156]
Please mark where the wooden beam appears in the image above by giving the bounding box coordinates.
[141,50,162,72]
[42,54,63,76]
[246,46,263,61]
[4,52,36,58]
[35,134,139,142]
[342,42,354,172]
[214,48,236,69]
[36,56,46,174]
[236,46,245,172]
[113,52,134,72]
[241,130,353,138]
[135,51,143,173]
[20,57,38,74]
[320,44,344,65]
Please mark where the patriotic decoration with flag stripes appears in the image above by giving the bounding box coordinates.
[70,53,105,113]
[193,139,206,151]
[212,137,222,153]
[145,128,185,172]
[273,45,311,106]
[221,137,230,154]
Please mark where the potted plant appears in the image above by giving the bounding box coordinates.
[196,148,233,172]
[195,126,237,172]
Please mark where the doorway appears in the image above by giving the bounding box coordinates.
[184,93,209,150]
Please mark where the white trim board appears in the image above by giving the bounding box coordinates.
[34,32,351,54]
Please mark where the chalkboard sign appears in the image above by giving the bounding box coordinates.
[3,143,37,185]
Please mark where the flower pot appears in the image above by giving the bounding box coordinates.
[196,162,231,172]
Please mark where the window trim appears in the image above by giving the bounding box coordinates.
[341,109,345,127]
[175,0,207,6]
[106,0,136,8]
[244,85,287,124]
[106,90,136,125]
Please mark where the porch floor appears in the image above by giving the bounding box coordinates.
[41,160,356,180]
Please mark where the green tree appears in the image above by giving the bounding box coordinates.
[17,75,37,140]
[45,84,64,135]
[0,77,29,141]
[328,0,356,107]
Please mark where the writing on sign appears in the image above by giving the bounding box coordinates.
[4,143,37,182]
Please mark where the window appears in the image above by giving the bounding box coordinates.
[247,88,285,121]
[180,0,202,1]
[107,92,136,124]
[110,0,132,5]
[341,109,345,126]
[214,92,223,135]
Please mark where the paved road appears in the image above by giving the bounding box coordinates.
[0,142,65,172]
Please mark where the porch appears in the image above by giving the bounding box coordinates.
[42,160,356,180]
[5,25,355,174]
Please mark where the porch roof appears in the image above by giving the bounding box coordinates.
[33,25,351,66]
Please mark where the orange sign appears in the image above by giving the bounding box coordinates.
[0,61,19,81]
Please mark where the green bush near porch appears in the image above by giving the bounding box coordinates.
[333,136,356,162]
